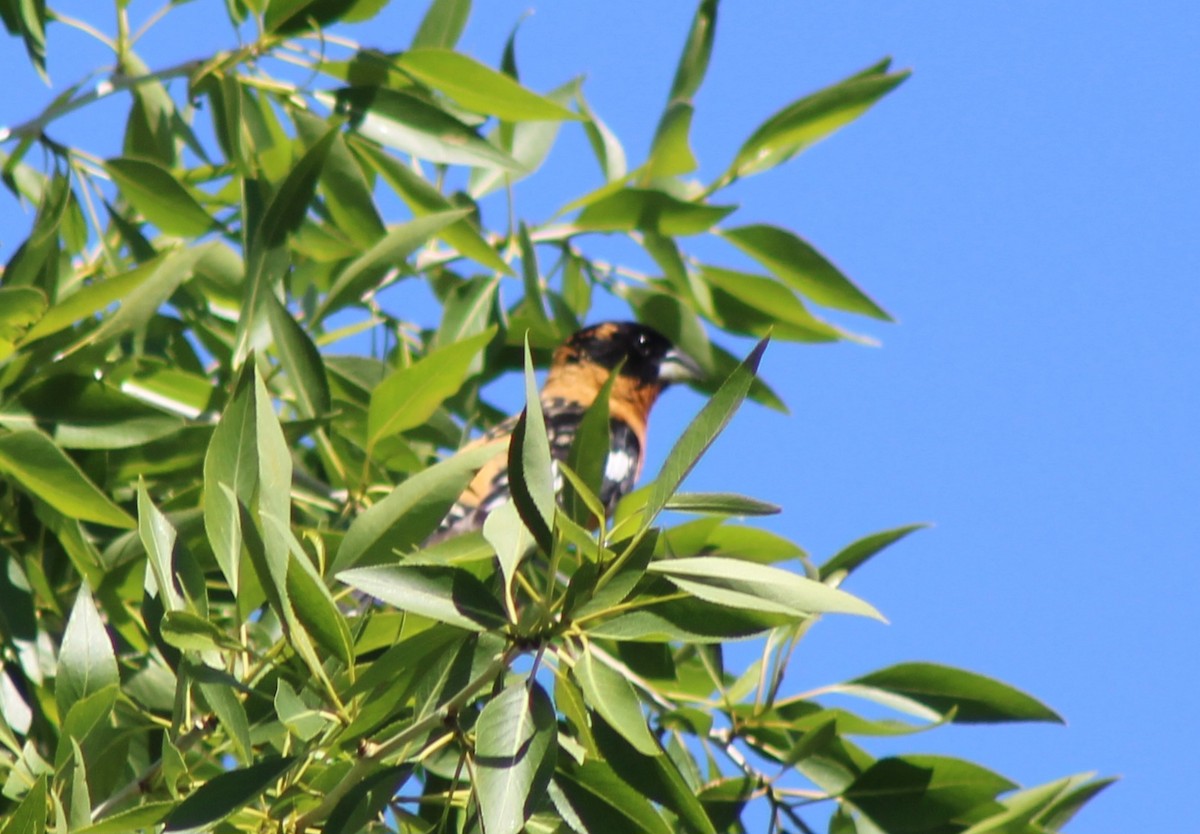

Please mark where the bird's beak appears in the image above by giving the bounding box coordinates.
[658,348,705,384]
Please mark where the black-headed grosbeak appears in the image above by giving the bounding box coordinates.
[431,322,702,542]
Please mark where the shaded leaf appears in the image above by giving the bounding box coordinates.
[506,337,556,553]
[0,431,134,528]
[163,757,297,832]
[844,755,1014,834]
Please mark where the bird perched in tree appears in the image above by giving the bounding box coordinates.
[430,321,703,543]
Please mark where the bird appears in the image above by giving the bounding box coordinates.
[429,321,703,543]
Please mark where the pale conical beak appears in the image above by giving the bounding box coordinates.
[658,348,705,384]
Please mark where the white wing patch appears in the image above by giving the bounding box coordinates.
[604,447,636,486]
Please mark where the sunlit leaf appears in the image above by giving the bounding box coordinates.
[397,48,578,122]
[475,682,557,834]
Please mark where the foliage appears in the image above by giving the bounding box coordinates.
[0,2,1109,833]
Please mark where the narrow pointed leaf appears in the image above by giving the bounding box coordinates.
[639,337,767,534]
[664,492,780,516]
[728,67,910,179]
[412,0,471,48]
[367,326,496,446]
[397,49,578,122]
[104,157,215,237]
[163,757,297,832]
[316,209,470,321]
[649,557,884,620]
[720,224,891,320]
[849,663,1063,724]
[507,337,557,552]
[821,523,928,580]
[0,432,134,528]
[332,443,503,572]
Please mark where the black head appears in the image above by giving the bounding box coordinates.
[561,322,702,386]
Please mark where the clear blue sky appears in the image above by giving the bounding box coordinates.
[3,1,1196,830]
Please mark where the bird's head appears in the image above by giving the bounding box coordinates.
[552,321,704,391]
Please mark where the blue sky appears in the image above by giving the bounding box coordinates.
[2,1,1197,830]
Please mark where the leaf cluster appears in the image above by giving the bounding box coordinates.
[0,1,1109,833]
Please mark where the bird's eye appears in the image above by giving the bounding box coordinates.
[634,332,651,355]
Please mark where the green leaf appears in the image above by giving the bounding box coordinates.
[236,127,339,365]
[469,79,576,198]
[506,337,556,552]
[338,564,506,631]
[55,584,119,728]
[316,209,470,321]
[0,286,45,358]
[76,801,175,834]
[664,492,780,516]
[646,102,698,178]
[475,682,558,834]
[574,644,659,755]
[727,64,910,180]
[162,756,297,832]
[649,557,884,621]
[21,263,149,343]
[57,245,213,359]
[0,431,134,528]
[3,774,47,834]
[104,157,215,237]
[331,443,503,572]
[821,523,928,580]
[575,188,735,236]
[367,326,496,447]
[638,337,767,536]
[160,610,241,653]
[412,0,471,48]
[848,663,1063,725]
[294,112,385,248]
[202,362,258,594]
[646,0,716,178]
[702,266,857,343]
[435,276,501,354]
[397,49,578,122]
[352,138,511,274]
[331,87,522,169]
[483,501,534,602]
[719,224,891,320]
[275,680,330,741]
[844,755,1014,834]
[591,717,717,834]
[564,369,617,525]
[664,0,717,104]
[267,295,331,419]
[553,758,674,834]
[287,540,354,665]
